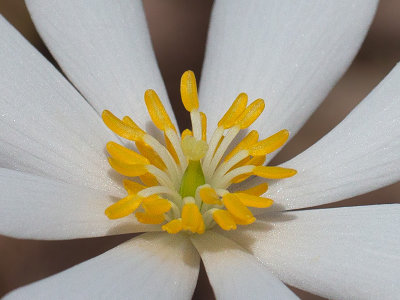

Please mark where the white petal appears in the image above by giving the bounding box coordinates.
[263,63,400,210]
[4,233,199,299]
[0,169,159,240]
[200,0,377,145]
[0,16,122,194]
[219,205,400,299]
[191,231,298,300]
[26,0,176,131]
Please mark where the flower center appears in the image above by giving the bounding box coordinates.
[102,71,296,234]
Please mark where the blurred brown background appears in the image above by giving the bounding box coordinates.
[0,0,398,299]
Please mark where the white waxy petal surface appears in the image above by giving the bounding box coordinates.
[200,0,377,151]
[0,16,122,194]
[191,231,299,300]
[26,0,176,131]
[0,169,159,240]
[258,64,400,210]
[4,233,200,299]
[219,205,400,299]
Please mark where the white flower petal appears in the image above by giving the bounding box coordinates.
[191,231,298,300]
[200,0,377,145]
[263,63,400,210]
[26,0,175,130]
[219,205,400,299]
[4,233,199,299]
[0,168,159,240]
[0,16,122,194]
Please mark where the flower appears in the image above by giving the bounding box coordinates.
[0,0,399,299]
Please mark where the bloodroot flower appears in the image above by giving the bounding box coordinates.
[0,0,399,299]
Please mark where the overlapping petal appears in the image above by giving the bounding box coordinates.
[4,233,200,299]
[200,0,377,152]
[219,205,400,299]
[0,169,159,240]
[0,16,121,194]
[246,64,400,210]
[191,231,298,299]
[25,0,176,131]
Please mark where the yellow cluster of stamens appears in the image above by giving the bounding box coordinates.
[102,71,296,234]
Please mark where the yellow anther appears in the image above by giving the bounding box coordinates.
[136,141,166,171]
[231,215,256,225]
[230,156,252,171]
[218,93,248,129]
[214,136,224,155]
[200,112,207,141]
[182,203,205,233]
[234,193,273,208]
[181,129,193,140]
[231,173,251,184]
[106,142,149,165]
[123,180,146,194]
[253,166,297,179]
[212,210,237,231]
[248,129,289,156]
[139,173,159,187]
[181,136,209,161]
[224,130,259,162]
[199,186,221,205]
[236,183,268,196]
[121,116,145,134]
[102,110,144,141]
[135,212,165,224]
[162,219,183,234]
[142,196,171,215]
[234,99,265,129]
[180,70,199,112]
[164,133,179,164]
[144,89,176,132]
[107,157,148,177]
[248,155,266,166]
[105,194,142,219]
[222,193,255,224]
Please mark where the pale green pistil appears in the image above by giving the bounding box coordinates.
[179,159,205,197]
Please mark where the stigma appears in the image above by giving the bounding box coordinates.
[102,71,296,234]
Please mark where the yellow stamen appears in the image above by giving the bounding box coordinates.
[253,166,297,179]
[224,130,259,162]
[144,89,176,132]
[199,186,222,205]
[162,219,183,234]
[164,133,179,164]
[102,110,144,141]
[107,157,148,177]
[234,193,273,208]
[212,210,236,230]
[139,173,159,187]
[234,99,265,129]
[200,112,207,141]
[248,129,289,156]
[136,141,166,171]
[121,116,145,134]
[135,212,165,224]
[106,142,149,165]
[222,193,255,224]
[236,182,268,196]
[182,203,205,233]
[218,93,248,129]
[105,194,142,219]
[141,195,172,215]
[180,70,199,112]
[123,180,146,194]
